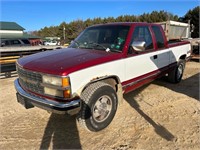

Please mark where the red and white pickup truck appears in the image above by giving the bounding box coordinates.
[14,22,191,132]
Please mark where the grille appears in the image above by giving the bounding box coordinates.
[17,65,44,94]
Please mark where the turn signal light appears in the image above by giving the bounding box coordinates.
[63,89,71,98]
[62,78,70,87]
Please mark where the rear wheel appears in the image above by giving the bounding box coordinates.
[168,59,186,83]
[77,82,118,132]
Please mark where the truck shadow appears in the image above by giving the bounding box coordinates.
[123,72,199,141]
[155,72,199,101]
[124,87,175,141]
[40,114,81,150]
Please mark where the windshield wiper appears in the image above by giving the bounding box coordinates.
[109,49,122,53]
[88,42,107,50]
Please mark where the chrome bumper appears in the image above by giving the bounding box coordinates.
[14,79,81,114]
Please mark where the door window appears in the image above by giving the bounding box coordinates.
[129,26,153,54]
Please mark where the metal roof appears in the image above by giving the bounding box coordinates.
[0,21,25,30]
[0,33,40,39]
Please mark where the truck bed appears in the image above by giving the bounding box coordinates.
[168,40,190,47]
[168,39,199,59]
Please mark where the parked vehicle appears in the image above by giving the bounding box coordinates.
[63,43,69,47]
[0,39,31,47]
[44,40,59,46]
[14,22,191,132]
[0,45,63,77]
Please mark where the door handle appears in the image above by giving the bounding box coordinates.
[153,55,158,59]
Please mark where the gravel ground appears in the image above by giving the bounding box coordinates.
[0,61,199,150]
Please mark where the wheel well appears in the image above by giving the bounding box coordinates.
[102,77,119,91]
[179,54,186,60]
[80,76,123,105]
[82,76,120,93]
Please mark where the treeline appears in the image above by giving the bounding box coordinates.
[181,6,199,38]
[32,7,199,43]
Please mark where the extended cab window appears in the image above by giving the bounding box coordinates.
[152,26,165,49]
[129,26,153,54]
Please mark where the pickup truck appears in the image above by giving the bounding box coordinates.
[14,22,191,132]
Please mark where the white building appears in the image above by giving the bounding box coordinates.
[0,21,25,38]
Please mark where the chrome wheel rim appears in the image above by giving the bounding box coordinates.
[92,95,112,123]
[177,64,183,80]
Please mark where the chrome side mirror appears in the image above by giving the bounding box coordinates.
[130,41,146,51]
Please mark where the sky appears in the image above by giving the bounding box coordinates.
[0,0,199,31]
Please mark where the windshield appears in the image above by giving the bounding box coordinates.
[69,25,130,52]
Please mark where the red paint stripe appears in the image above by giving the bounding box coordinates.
[122,69,160,88]
[122,62,177,93]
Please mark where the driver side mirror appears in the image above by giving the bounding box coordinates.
[130,41,146,52]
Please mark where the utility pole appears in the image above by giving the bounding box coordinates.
[63,25,66,41]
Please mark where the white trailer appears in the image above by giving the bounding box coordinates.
[157,20,199,59]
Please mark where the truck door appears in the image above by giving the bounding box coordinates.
[124,25,159,92]
[151,25,170,69]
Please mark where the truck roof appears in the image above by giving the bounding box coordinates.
[90,22,159,27]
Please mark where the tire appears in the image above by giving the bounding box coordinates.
[77,82,118,132]
[168,59,186,83]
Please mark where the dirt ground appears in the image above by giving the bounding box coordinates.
[0,61,199,150]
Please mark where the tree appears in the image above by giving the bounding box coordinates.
[66,20,85,42]
[181,6,199,38]
[34,10,184,41]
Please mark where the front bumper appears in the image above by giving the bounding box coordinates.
[14,79,81,114]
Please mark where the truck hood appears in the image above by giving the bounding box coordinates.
[18,48,122,76]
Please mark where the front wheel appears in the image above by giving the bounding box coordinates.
[168,59,186,83]
[77,82,118,132]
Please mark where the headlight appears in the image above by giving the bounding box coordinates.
[42,75,70,87]
[42,75,62,86]
[42,75,71,98]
